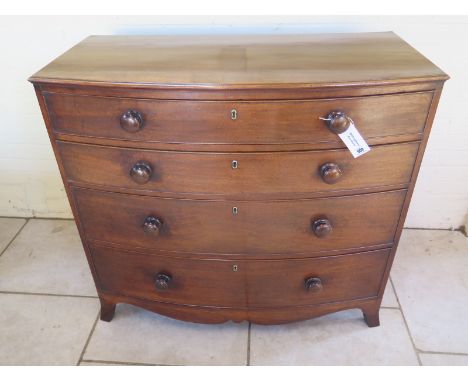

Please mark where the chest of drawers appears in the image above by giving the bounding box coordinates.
[30,32,448,327]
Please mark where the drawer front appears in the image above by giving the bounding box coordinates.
[91,243,245,307]
[45,92,432,145]
[74,188,405,255]
[245,248,389,307]
[58,141,419,197]
[90,243,389,308]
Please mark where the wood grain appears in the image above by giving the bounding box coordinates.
[58,140,418,198]
[29,33,448,89]
[98,291,382,325]
[36,79,445,102]
[30,32,447,326]
[91,242,389,309]
[73,187,406,255]
[45,91,432,146]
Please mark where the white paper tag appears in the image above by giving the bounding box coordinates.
[338,122,371,158]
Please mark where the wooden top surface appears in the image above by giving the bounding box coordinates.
[30,32,448,89]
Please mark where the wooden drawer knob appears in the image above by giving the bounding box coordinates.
[154,273,172,290]
[320,162,343,184]
[304,277,323,292]
[130,161,152,184]
[143,216,163,235]
[120,110,144,132]
[321,111,351,134]
[312,218,332,238]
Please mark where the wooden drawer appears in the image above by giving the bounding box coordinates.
[90,243,390,308]
[74,188,405,255]
[91,243,245,307]
[45,91,432,146]
[245,249,389,308]
[58,141,419,198]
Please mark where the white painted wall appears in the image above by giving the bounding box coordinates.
[0,16,467,228]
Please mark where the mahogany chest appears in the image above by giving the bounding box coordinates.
[30,32,448,326]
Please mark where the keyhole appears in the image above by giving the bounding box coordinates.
[231,160,238,169]
[232,206,238,215]
[232,265,238,272]
[231,109,238,120]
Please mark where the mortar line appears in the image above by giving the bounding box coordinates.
[77,311,100,366]
[0,216,73,221]
[390,277,422,366]
[0,290,98,299]
[0,218,29,258]
[80,359,171,366]
[417,350,468,357]
[404,227,465,233]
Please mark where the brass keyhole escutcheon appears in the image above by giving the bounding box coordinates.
[231,109,238,120]
[231,160,238,169]
[232,206,238,215]
[232,265,238,272]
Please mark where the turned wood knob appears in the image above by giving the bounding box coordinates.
[304,277,323,292]
[312,218,332,238]
[143,216,163,235]
[120,110,144,132]
[130,161,152,184]
[320,162,343,184]
[154,273,172,290]
[322,111,351,134]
